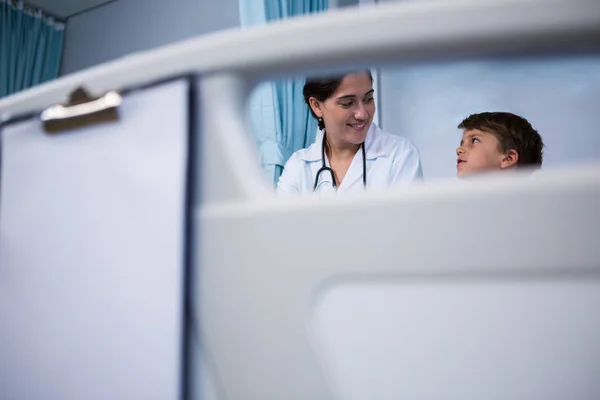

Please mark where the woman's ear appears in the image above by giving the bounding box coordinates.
[308,97,323,118]
[500,149,519,169]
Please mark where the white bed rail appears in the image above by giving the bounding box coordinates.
[1,0,599,119]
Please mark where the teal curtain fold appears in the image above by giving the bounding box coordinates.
[1,0,65,98]
[240,0,328,185]
[265,0,327,183]
[264,0,327,20]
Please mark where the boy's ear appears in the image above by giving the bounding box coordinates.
[500,149,519,169]
[309,97,323,118]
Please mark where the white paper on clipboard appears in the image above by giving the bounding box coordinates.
[0,79,190,400]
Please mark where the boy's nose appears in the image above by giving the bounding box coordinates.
[456,147,465,156]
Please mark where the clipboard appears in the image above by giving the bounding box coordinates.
[0,78,193,400]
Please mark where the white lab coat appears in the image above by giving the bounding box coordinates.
[277,123,423,196]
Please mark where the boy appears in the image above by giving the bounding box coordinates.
[456,112,544,177]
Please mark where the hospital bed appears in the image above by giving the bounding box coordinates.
[0,0,599,399]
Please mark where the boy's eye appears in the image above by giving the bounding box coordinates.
[471,137,480,144]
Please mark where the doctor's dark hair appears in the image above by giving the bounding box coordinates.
[458,112,544,168]
[303,71,373,131]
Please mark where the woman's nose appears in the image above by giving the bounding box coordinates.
[355,104,369,120]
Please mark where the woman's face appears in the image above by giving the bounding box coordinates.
[310,72,375,147]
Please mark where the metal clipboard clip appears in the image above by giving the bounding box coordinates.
[41,87,122,133]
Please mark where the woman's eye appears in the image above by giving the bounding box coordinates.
[340,101,354,108]
[364,97,374,104]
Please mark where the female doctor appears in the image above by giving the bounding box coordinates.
[276,71,423,195]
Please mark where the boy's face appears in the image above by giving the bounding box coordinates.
[456,129,515,176]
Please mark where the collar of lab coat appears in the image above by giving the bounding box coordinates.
[299,122,386,162]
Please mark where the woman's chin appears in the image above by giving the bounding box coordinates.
[343,126,369,143]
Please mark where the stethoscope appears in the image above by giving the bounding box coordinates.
[313,132,367,191]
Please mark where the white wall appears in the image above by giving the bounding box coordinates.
[61,0,240,75]
[379,57,600,180]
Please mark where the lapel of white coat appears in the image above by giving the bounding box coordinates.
[338,123,384,192]
[337,150,366,192]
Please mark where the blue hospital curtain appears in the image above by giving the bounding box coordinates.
[0,0,65,98]
[240,0,328,185]
[265,0,328,183]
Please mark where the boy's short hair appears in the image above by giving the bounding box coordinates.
[458,112,544,168]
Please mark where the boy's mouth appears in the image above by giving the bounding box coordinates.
[457,158,466,165]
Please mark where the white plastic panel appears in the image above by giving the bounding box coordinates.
[313,279,600,400]
[197,166,600,400]
[0,79,189,400]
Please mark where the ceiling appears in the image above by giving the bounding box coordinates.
[28,0,116,19]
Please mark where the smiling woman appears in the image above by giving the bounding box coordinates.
[276,71,423,196]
